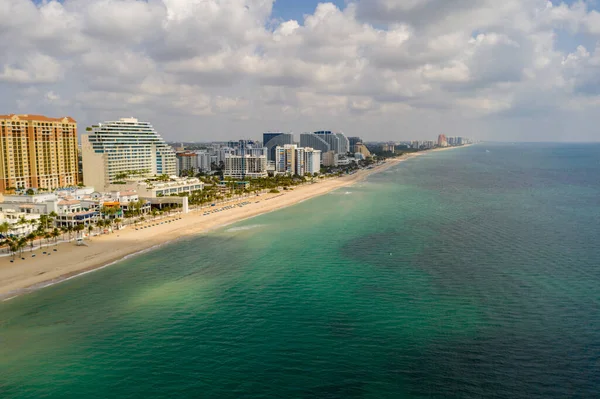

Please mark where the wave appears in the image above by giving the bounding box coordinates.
[225,224,266,233]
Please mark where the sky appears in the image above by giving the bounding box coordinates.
[2,1,600,142]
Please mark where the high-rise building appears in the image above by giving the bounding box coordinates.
[295,147,306,176]
[81,117,176,190]
[224,155,268,179]
[263,132,294,161]
[314,131,341,154]
[217,147,236,165]
[196,151,212,172]
[274,144,297,175]
[335,133,350,154]
[176,151,200,175]
[437,134,448,147]
[0,114,79,192]
[303,148,321,175]
[382,143,396,153]
[300,133,331,156]
[348,137,362,153]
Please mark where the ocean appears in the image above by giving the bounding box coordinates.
[1,144,599,398]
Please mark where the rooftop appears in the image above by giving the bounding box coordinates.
[0,114,76,123]
[58,200,81,205]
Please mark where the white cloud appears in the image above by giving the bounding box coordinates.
[0,0,600,141]
[0,53,64,84]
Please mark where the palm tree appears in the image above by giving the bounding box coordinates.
[60,226,68,241]
[96,220,104,235]
[114,218,122,230]
[44,232,52,247]
[67,225,74,240]
[16,237,27,258]
[88,224,94,238]
[52,228,60,245]
[26,232,36,252]
[74,224,84,239]
[47,211,58,230]
[0,221,10,240]
[8,238,18,260]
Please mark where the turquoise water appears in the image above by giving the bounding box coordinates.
[1,144,599,398]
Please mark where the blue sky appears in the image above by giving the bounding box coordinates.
[271,0,347,20]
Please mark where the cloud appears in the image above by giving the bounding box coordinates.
[0,53,64,84]
[0,0,599,141]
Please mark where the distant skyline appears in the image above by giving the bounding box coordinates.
[2,0,600,142]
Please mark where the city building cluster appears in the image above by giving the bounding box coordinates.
[436,134,472,148]
[0,113,472,240]
[0,114,370,239]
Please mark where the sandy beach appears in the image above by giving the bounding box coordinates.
[0,155,425,300]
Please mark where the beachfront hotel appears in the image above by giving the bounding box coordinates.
[303,148,322,175]
[224,155,268,179]
[274,145,321,176]
[0,114,79,193]
[275,144,297,175]
[81,118,177,190]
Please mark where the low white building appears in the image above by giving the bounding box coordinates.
[337,156,352,166]
[0,210,40,237]
[106,176,204,198]
[0,193,59,215]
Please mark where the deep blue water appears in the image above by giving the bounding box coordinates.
[1,143,599,398]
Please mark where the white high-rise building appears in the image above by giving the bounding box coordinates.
[295,147,306,177]
[303,148,321,175]
[335,133,350,154]
[197,151,212,172]
[275,145,321,176]
[81,117,176,190]
[224,155,268,179]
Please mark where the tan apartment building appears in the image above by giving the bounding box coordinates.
[0,114,79,193]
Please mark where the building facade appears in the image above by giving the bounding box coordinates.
[303,148,322,175]
[106,177,203,198]
[354,143,371,158]
[348,137,362,153]
[322,151,338,167]
[176,151,199,175]
[437,134,448,147]
[294,147,306,176]
[224,155,268,179]
[382,143,396,153]
[0,114,79,192]
[335,133,350,154]
[314,131,340,154]
[274,144,297,175]
[263,133,294,161]
[81,117,176,190]
[300,133,331,157]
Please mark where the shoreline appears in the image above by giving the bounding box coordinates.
[0,145,473,301]
[0,155,413,301]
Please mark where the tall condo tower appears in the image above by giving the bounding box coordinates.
[81,117,176,190]
[0,114,79,192]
